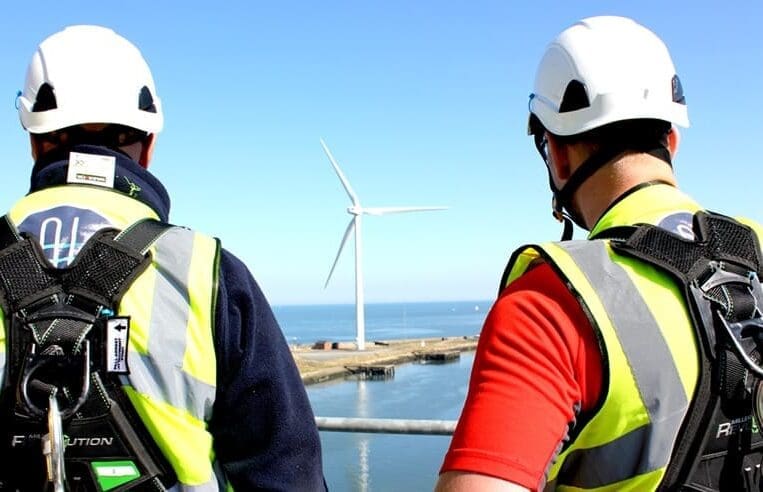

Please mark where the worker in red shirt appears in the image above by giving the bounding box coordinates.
[436,15,763,491]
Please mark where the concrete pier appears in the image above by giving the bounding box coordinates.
[291,336,478,385]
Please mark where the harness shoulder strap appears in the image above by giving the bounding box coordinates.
[116,218,174,254]
[608,211,763,491]
[63,218,172,310]
[0,215,178,491]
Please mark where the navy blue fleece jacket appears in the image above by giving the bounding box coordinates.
[26,145,326,491]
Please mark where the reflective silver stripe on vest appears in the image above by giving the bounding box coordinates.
[127,227,216,421]
[554,241,689,488]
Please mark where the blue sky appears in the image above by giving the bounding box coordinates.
[0,2,760,306]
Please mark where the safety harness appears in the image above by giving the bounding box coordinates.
[601,211,763,490]
[0,215,177,491]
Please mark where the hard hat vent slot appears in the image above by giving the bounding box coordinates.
[672,75,686,105]
[559,80,590,113]
[31,83,57,112]
[138,86,156,113]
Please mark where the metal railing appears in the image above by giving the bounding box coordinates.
[315,417,456,435]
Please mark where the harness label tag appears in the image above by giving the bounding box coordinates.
[106,317,130,374]
[67,152,116,188]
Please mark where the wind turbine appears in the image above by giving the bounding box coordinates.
[321,138,447,350]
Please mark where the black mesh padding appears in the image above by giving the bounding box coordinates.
[0,218,168,316]
[65,234,145,307]
[704,214,760,271]
[618,212,762,285]
[0,242,57,310]
[629,225,704,274]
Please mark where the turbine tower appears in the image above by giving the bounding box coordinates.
[321,139,447,350]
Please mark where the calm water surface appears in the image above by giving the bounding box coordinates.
[307,352,475,492]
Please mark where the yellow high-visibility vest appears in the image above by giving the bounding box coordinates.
[0,184,224,489]
[504,184,763,490]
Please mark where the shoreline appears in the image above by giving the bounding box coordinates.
[291,336,479,385]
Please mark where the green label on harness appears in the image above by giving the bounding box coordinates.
[92,460,140,490]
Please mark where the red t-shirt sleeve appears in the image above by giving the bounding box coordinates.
[440,262,602,490]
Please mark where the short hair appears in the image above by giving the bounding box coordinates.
[555,118,671,147]
[33,124,149,153]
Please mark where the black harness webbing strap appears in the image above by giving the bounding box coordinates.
[116,218,174,254]
[0,215,21,250]
[606,211,763,491]
[64,219,170,310]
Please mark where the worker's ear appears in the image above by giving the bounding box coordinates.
[138,134,156,169]
[546,133,572,185]
[667,127,680,159]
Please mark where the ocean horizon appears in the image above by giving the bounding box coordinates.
[272,299,493,345]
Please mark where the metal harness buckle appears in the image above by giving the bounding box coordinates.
[42,391,66,492]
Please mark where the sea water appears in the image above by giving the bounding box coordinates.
[274,300,491,345]
[271,301,491,491]
[307,352,477,491]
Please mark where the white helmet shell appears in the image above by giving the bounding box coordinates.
[18,25,163,134]
[529,16,689,136]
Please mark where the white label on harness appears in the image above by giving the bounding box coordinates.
[106,317,130,374]
[94,464,138,477]
[67,152,116,188]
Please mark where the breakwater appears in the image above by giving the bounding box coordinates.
[291,336,479,385]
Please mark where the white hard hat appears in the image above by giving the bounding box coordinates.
[529,16,689,136]
[18,25,163,134]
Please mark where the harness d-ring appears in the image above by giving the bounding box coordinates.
[20,341,91,419]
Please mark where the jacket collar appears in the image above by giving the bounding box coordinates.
[29,145,171,222]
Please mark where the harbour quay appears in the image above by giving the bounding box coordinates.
[291,336,479,385]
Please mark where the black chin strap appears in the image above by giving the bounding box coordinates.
[550,196,575,241]
[551,143,672,241]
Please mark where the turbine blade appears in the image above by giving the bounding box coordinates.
[325,218,356,288]
[320,139,360,205]
[362,206,449,216]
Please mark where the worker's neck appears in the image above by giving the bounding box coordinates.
[572,153,676,230]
